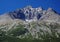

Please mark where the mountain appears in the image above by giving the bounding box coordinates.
[0,6,60,22]
[0,6,60,42]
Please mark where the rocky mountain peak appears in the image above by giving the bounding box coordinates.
[0,6,60,41]
[47,8,53,11]
[0,6,60,24]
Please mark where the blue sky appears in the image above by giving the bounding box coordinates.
[0,0,60,14]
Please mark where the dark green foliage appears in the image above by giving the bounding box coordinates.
[7,24,28,36]
[0,23,60,42]
[0,30,60,42]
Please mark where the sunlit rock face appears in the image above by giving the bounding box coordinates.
[8,6,42,21]
[0,6,59,23]
[8,6,60,23]
[0,6,60,40]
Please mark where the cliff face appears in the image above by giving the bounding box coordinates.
[0,6,60,40]
[0,6,60,22]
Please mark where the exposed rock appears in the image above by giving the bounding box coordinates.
[0,6,60,39]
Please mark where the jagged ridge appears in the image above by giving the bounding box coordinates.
[0,6,60,40]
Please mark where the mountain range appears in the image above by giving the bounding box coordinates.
[0,6,60,41]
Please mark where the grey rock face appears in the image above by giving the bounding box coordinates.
[0,6,60,23]
[0,6,60,39]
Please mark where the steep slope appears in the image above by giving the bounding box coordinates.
[39,8,60,24]
[0,6,60,41]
